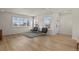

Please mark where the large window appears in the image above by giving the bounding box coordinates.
[12,16,33,28]
[43,16,52,28]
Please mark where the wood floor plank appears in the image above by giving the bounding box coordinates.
[0,34,77,51]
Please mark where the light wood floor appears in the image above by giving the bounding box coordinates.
[0,34,77,51]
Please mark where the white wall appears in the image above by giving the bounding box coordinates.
[59,14,72,35]
[52,13,60,35]
[72,9,79,42]
[0,12,32,35]
[0,12,59,35]
[0,11,73,36]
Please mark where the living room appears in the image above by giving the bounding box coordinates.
[0,8,78,51]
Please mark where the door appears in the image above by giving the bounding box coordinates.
[59,14,72,35]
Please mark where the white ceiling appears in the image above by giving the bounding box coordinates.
[0,8,73,16]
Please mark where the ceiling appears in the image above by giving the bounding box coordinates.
[0,8,73,16]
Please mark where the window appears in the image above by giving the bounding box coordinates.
[44,16,52,28]
[12,16,27,27]
[12,16,33,28]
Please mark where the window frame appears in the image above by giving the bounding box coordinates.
[43,16,52,28]
[12,16,29,27]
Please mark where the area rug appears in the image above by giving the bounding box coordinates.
[23,32,41,38]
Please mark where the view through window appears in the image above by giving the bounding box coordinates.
[12,16,33,28]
